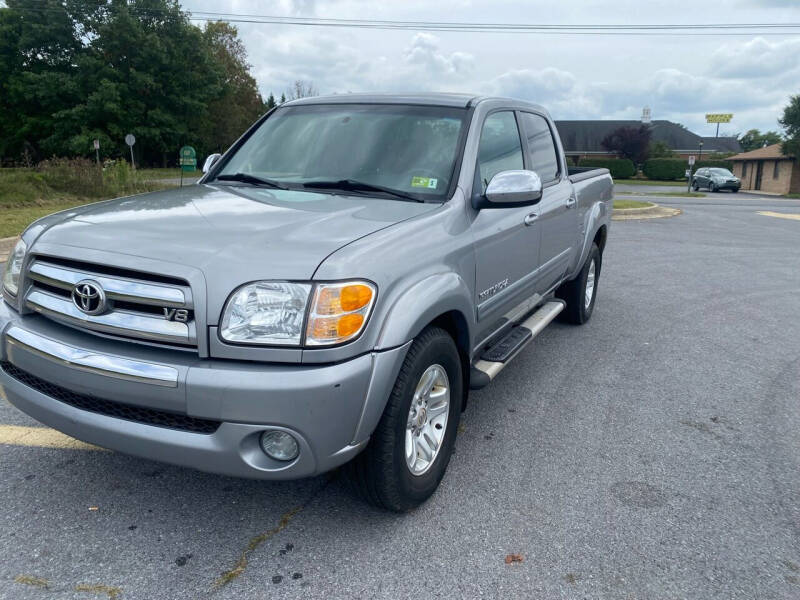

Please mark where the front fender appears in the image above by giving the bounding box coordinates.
[375,272,474,351]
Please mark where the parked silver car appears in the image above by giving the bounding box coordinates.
[692,167,740,192]
[1,94,612,511]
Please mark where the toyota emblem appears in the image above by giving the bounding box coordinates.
[71,280,107,315]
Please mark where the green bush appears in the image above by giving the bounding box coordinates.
[577,158,636,179]
[642,158,687,180]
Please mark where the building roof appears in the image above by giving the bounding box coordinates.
[728,143,792,161]
[700,136,742,153]
[554,119,741,154]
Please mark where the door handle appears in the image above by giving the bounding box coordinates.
[566,196,576,209]
[524,212,538,226]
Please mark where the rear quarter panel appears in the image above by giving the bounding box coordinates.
[567,170,613,279]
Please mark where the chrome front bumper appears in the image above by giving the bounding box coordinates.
[0,303,409,479]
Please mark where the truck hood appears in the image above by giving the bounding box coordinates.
[31,184,438,282]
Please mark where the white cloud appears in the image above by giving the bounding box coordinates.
[709,37,800,79]
[403,33,474,77]
[183,0,800,133]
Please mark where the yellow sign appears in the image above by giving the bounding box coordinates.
[706,113,733,123]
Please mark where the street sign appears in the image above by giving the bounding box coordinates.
[124,134,136,169]
[93,139,100,150]
[685,169,691,178]
[688,155,695,166]
[179,146,197,171]
[178,146,197,187]
[705,113,733,123]
[92,139,100,165]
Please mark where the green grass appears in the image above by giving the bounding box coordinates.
[785,193,800,199]
[137,167,199,180]
[614,179,685,186]
[0,164,171,238]
[613,199,653,209]
[619,191,704,198]
[0,200,96,239]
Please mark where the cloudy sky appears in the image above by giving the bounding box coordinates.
[183,0,800,137]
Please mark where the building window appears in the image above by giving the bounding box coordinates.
[773,161,780,179]
[742,163,747,177]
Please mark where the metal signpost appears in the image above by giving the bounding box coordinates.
[93,139,100,165]
[125,133,136,169]
[687,155,696,192]
[179,146,197,187]
[706,113,733,138]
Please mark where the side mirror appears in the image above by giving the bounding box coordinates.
[202,153,222,174]
[479,170,543,208]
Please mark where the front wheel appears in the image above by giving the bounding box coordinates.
[556,243,601,325]
[692,181,699,191]
[345,327,462,512]
[709,182,717,192]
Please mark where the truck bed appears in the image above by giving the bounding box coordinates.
[567,166,611,184]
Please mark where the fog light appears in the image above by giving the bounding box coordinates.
[260,430,299,461]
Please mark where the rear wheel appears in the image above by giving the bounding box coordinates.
[692,181,699,191]
[345,326,462,512]
[556,243,601,325]
[709,182,718,192]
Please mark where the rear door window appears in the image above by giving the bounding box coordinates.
[519,112,560,183]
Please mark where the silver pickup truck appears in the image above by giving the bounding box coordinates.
[0,94,612,511]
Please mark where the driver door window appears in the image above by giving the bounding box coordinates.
[476,112,524,193]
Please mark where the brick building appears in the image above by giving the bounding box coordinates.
[728,144,799,195]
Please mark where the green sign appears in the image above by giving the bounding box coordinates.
[179,145,196,172]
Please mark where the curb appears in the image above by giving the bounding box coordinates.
[612,202,682,221]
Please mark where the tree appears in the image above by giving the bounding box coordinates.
[737,128,783,152]
[200,21,263,154]
[287,80,318,100]
[279,93,286,104]
[601,125,652,164]
[0,0,265,166]
[265,93,277,110]
[647,140,674,158]
[779,94,800,158]
[0,0,86,162]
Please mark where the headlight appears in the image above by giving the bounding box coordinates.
[219,279,376,346]
[2,238,27,297]
[220,282,311,345]
[306,281,376,346]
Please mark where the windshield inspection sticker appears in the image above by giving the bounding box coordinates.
[411,176,438,189]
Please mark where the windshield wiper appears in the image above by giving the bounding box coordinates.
[215,172,288,189]
[301,179,423,202]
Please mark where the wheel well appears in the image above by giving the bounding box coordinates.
[594,225,608,254]
[428,310,471,411]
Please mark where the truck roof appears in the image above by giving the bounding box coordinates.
[283,92,546,112]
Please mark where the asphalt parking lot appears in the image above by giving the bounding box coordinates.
[1,193,800,599]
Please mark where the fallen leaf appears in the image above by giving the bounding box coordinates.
[505,553,524,564]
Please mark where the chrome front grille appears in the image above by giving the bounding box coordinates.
[24,258,197,348]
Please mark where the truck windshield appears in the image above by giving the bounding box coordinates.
[215,104,468,201]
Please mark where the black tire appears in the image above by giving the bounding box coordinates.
[732,188,739,193]
[556,243,601,325]
[345,326,462,512]
[709,182,717,192]
[692,181,699,191]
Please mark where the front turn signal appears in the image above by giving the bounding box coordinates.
[306,281,376,345]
